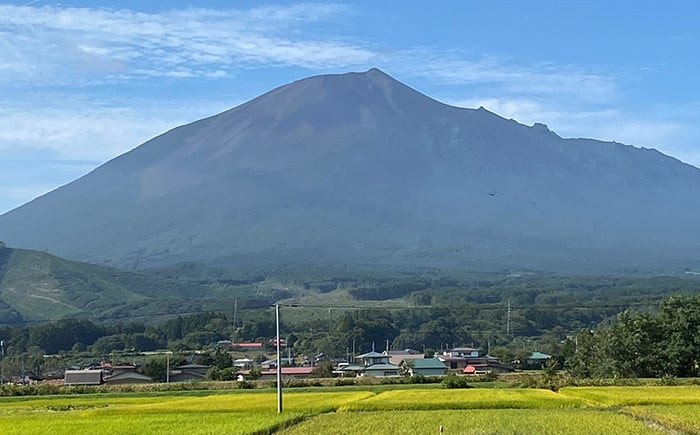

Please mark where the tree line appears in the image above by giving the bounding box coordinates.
[0,291,697,379]
[563,294,699,378]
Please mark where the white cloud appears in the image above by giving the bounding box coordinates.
[446,96,700,168]
[0,98,232,161]
[0,2,622,108]
[390,51,617,104]
[0,3,375,83]
[0,94,235,213]
[1,1,697,213]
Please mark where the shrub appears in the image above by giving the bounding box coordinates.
[442,374,472,389]
[237,380,254,389]
[334,378,356,386]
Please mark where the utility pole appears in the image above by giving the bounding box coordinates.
[1,339,4,384]
[166,352,170,384]
[233,299,238,329]
[506,301,512,337]
[275,304,282,414]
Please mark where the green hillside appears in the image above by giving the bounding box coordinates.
[0,244,228,324]
[2,240,699,327]
[0,242,320,325]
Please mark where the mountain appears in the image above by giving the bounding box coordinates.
[1,68,700,273]
[0,242,235,323]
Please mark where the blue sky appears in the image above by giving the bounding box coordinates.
[1,1,698,214]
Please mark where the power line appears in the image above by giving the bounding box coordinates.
[0,299,667,326]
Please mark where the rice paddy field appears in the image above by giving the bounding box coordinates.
[0,385,698,434]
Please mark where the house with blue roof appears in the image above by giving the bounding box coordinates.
[406,358,447,376]
[336,351,401,377]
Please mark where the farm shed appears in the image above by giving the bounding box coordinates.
[64,369,102,385]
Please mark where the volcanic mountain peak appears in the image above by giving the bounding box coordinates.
[229,67,445,122]
[1,69,700,273]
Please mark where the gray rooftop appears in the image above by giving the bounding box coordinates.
[364,363,400,370]
[64,369,102,385]
[356,351,387,359]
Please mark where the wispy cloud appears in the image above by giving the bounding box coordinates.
[1,2,696,213]
[391,50,617,103]
[447,96,699,168]
[0,3,375,84]
[0,96,231,161]
[1,2,619,100]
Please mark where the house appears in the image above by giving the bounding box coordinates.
[463,360,515,375]
[64,369,102,385]
[526,351,552,368]
[233,342,263,350]
[269,337,287,347]
[168,363,209,382]
[233,358,254,369]
[438,355,469,371]
[439,349,512,372]
[464,364,488,375]
[336,351,401,378]
[444,347,480,358]
[260,357,295,369]
[104,371,153,384]
[360,363,400,377]
[357,351,388,366]
[102,364,152,384]
[387,349,424,366]
[109,364,139,376]
[44,369,65,380]
[406,358,447,376]
[18,371,42,384]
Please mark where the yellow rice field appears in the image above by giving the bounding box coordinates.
[0,385,698,434]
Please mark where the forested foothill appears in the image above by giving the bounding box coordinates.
[0,269,698,382]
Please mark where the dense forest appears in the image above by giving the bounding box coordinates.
[0,278,698,379]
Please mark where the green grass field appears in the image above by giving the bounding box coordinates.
[1,385,698,434]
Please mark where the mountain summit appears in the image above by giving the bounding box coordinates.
[2,69,699,272]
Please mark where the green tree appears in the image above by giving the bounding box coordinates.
[29,319,104,354]
[606,311,665,377]
[247,367,261,380]
[659,295,700,377]
[207,366,239,381]
[310,360,334,378]
[563,329,612,378]
[142,355,184,382]
[212,350,233,369]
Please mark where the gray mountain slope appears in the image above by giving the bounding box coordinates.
[1,68,699,273]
